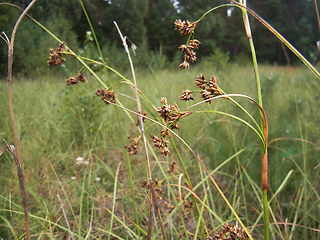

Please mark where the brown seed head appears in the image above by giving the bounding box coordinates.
[189,39,201,49]
[201,89,213,103]
[207,75,223,95]
[195,74,207,89]
[76,73,86,83]
[174,19,198,35]
[180,90,194,101]
[124,136,140,155]
[206,222,250,240]
[150,134,170,156]
[166,161,176,173]
[95,89,116,104]
[47,42,67,66]
[179,61,190,69]
[65,77,78,85]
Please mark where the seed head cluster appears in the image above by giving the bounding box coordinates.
[180,89,194,101]
[95,89,116,104]
[151,98,192,156]
[65,73,86,86]
[206,222,250,240]
[47,42,69,66]
[124,136,140,155]
[150,134,170,156]
[157,97,191,130]
[194,74,224,103]
[178,39,201,69]
[174,19,198,36]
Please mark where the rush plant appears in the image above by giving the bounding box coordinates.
[1,1,319,239]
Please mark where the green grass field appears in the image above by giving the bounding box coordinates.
[0,64,319,239]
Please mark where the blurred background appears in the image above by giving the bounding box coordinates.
[0,0,319,76]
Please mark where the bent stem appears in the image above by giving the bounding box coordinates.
[3,1,38,239]
[238,1,269,239]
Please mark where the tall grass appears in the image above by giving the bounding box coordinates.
[0,65,319,239]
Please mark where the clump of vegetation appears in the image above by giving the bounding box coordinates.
[0,1,320,240]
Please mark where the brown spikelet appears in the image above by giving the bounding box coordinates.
[65,77,78,86]
[150,134,170,156]
[195,74,207,89]
[124,136,140,155]
[207,75,223,95]
[157,98,192,129]
[180,90,194,101]
[166,161,176,173]
[96,89,116,104]
[76,73,86,83]
[206,222,251,240]
[174,19,198,35]
[178,39,201,68]
[47,42,67,66]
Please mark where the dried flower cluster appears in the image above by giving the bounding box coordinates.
[65,73,86,86]
[174,19,198,36]
[150,134,170,156]
[150,98,192,155]
[95,89,116,104]
[157,97,191,130]
[206,222,250,240]
[166,161,176,173]
[179,39,201,69]
[47,42,68,66]
[124,136,140,155]
[180,89,194,101]
[194,74,224,103]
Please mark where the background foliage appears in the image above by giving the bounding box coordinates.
[0,0,319,76]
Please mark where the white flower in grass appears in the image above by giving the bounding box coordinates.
[95,177,101,182]
[71,176,76,180]
[76,156,89,166]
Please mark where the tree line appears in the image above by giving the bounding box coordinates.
[0,0,319,76]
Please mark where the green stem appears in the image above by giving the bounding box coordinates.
[79,0,103,60]
[262,190,270,240]
[239,1,269,239]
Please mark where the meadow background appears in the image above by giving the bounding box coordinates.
[0,0,320,239]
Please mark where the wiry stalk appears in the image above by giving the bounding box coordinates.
[238,1,269,239]
[3,1,38,239]
[314,0,320,34]
[113,22,166,240]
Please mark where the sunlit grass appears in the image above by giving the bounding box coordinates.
[0,64,319,239]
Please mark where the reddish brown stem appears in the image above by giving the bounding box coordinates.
[4,1,38,239]
[9,146,30,240]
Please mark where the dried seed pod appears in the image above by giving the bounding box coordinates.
[195,74,207,89]
[174,19,198,35]
[76,73,86,83]
[124,136,140,155]
[180,90,194,101]
[47,42,67,66]
[95,89,116,104]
